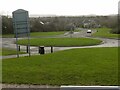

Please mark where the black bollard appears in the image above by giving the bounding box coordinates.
[18,45,20,51]
[26,45,29,53]
[39,46,45,54]
[51,46,53,53]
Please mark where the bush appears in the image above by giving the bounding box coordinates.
[110,28,120,34]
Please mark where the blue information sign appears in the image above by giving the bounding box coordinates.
[12,9,30,57]
[12,9,30,37]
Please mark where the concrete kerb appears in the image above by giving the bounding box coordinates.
[1,84,119,89]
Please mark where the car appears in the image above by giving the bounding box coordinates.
[87,29,92,33]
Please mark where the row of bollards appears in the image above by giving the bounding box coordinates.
[18,45,53,55]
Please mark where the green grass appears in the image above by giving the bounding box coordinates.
[18,38,102,47]
[2,31,65,38]
[2,47,118,85]
[30,31,65,37]
[92,28,120,39]
[2,48,25,56]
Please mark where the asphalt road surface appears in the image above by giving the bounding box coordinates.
[1,29,119,59]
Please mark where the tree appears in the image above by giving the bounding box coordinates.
[2,16,13,34]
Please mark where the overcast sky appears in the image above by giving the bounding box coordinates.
[0,0,119,16]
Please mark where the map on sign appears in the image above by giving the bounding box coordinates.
[12,9,30,37]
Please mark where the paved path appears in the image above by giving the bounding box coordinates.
[61,86,119,90]
[1,84,119,89]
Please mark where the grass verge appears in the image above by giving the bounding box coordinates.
[18,38,102,47]
[2,47,118,85]
[92,28,120,39]
[2,48,25,56]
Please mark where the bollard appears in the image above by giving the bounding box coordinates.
[51,46,53,53]
[18,45,20,51]
[39,46,45,54]
[26,45,29,53]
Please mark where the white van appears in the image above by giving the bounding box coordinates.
[87,30,92,33]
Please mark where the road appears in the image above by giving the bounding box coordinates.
[2,29,119,59]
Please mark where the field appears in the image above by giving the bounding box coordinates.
[17,38,102,47]
[92,28,120,39]
[30,31,65,37]
[2,31,65,38]
[2,47,118,85]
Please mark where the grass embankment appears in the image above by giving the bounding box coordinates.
[18,38,102,47]
[2,48,25,56]
[92,28,120,39]
[2,47,118,85]
[2,31,65,38]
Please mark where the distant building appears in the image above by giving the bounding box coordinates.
[82,19,101,28]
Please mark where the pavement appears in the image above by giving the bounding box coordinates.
[1,84,119,90]
[61,86,119,90]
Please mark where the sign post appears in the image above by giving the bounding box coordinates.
[12,9,30,57]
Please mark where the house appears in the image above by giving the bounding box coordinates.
[82,19,101,28]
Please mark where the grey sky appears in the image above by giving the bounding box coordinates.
[0,0,119,16]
